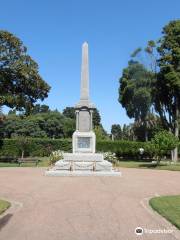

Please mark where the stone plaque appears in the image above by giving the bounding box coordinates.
[78,137,90,149]
[79,111,90,131]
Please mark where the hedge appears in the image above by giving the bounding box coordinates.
[96,140,153,159]
[0,138,72,157]
[0,138,154,159]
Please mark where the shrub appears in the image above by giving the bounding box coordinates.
[151,131,179,164]
[49,150,64,165]
[103,152,117,164]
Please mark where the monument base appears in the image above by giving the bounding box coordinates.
[45,170,121,177]
[45,153,121,177]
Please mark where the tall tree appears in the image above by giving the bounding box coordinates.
[0,31,50,111]
[119,60,153,141]
[154,20,180,161]
[111,124,122,140]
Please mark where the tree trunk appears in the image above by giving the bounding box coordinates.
[145,120,148,142]
[21,150,24,159]
[145,130,148,142]
[172,100,179,162]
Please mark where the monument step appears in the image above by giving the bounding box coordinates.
[45,170,121,177]
[62,153,104,162]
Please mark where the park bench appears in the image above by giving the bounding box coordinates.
[17,158,40,167]
[0,156,18,163]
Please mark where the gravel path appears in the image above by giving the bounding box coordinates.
[0,167,180,240]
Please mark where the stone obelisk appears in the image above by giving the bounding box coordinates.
[73,42,95,153]
[80,42,89,102]
[76,42,94,108]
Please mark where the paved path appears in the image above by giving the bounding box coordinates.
[0,167,180,240]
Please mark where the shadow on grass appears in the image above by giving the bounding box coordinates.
[0,213,13,231]
[139,163,168,168]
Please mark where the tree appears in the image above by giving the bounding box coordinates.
[94,126,108,141]
[15,136,31,159]
[133,113,162,141]
[29,104,50,114]
[151,131,179,165]
[1,110,75,139]
[119,60,153,141]
[111,124,122,140]
[0,31,50,111]
[62,107,76,119]
[153,20,180,161]
[93,108,101,127]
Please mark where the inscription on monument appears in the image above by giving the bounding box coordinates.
[78,137,90,148]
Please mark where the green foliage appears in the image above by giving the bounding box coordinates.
[0,138,72,157]
[151,131,179,164]
[94,126,108,141]
[15,136,31,158]
[62,107,76,119]
[28,104,50,115]
[92,108,101,127]
[119,60,153,121]
[49,150,64,165]
[96,140,151,159]
[0,31,50,111]
[103,152,117,164]
[111,124,122,140]
[154,20,180,134]
[1,110,75,138]
[0,199,11,215]
[0,138,150,159]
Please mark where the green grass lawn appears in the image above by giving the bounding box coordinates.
[114,161,180,171]
[0,200,11,215]
[149,195,180,229]
[0,157,180,171]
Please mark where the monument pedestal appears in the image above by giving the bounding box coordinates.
[45,152,121,176]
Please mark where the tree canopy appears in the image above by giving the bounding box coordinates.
[0,31,50,111]
[119,60,153,121]
[1,108,75,139]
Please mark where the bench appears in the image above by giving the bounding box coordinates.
[17,158,40,167]
[0,156,18,163]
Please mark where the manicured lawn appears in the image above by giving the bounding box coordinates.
[149,195,180,229]
[0,199,11,215]
[0,157,180,171]
[114,161,180,171]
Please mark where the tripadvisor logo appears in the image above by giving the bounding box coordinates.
[135,227,143,235]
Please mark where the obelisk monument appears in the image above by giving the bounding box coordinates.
[73,42,96,153]
[45,42,121,176]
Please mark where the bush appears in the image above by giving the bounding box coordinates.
[103,152,117,164]
[151,131,179,164]
[49,150,64,165]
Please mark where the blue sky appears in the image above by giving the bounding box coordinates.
[1,0,180,132]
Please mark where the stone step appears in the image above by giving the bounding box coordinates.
[62,153,104,162]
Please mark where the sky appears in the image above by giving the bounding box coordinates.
[1,0,180,132]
